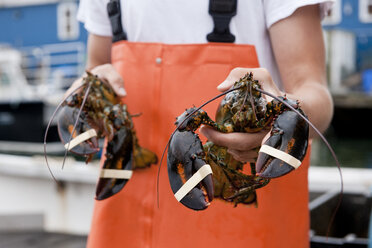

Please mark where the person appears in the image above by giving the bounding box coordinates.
[70,0,334,247]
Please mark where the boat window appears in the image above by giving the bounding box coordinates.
[359,0,372,23]
[0,66,11,87]
[322,0,342,25]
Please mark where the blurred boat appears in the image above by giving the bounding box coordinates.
[0,44,83,155]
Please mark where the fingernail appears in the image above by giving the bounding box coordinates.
[118,87,126,96]
[199,125,205,132]
[217,80,229,91]
[217,81,227,89]
[199,126,210,137]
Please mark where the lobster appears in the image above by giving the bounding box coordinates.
[167,73,309,210]
[45,72,157,200]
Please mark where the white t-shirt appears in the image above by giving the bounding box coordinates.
[77,0,333,87]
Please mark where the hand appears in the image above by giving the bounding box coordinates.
[200,125,268,163]
[199,67,281,163]
[218,67,282,101]
[65,63,126,98]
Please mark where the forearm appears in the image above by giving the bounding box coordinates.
[86,33,112,69]
[286,80,333,138]
[269,4,332,138]
[65,34,125,97]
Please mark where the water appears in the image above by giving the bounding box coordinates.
[311,128,372,169]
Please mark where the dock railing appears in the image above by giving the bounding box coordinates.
[20,41,86,91]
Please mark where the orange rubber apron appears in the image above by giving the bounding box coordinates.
[86,41,311,248]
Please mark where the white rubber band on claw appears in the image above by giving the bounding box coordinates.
[100,169,133,179]
[174,164,213,202]
[259,145,302,169]
[64,129,97,151]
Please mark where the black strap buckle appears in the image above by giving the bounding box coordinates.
[207,0,237,43]
[107,0,127,42]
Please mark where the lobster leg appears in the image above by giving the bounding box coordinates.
[167,130,214,210]
[256,110,309,178]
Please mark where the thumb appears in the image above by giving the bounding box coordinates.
[91,64,127,97]
[199,125,214,140]
[217,67,256,92]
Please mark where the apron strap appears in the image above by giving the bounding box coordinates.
[207,0,237,43]
[107,0,127,42]
[107,0,237,43]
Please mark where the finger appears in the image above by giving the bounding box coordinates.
[217,68,271,91]
[217,68,282,99]
[247,68,283,99]
[262,132,271,145]
[227,148,257,163]
[102,68,126,96]
[217,67,250,92]
[200,126,268,151]
[65,77,83,98]
[91,64,126,97]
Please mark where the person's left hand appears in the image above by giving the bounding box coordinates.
[65,64,126,98]
[199,67,283,163]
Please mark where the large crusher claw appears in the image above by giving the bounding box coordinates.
[57,106,100,155]
[167,130,214,210]
[256,110,309,178]
[96,127,133,200]
[58,105,134,200]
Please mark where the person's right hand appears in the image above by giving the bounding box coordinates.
[65,63,126,98]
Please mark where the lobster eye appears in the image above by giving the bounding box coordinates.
[113,119,123,129]
[190,154,197,160]
[197,150,204,157]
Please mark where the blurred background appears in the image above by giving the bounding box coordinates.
[0,0,372,247]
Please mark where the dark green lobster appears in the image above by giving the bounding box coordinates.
[167,73,309,210]
[55,72,157,200]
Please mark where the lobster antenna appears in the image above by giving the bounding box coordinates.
[237,86,249,115]
[249,80,259,121]
[237,80,258,121]
[156,86,243,208]
[256,87,343,238]
[61,80,93,170]
[44,82,87,185]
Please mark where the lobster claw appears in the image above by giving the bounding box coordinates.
[57,106,100,155]
[167,130,214,210]
[256,110,309,178]
[96,127,133,200]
